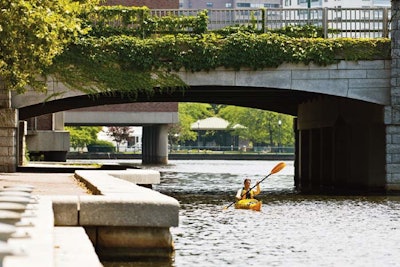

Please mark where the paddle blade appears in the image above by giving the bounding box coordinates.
[270,162,286,174]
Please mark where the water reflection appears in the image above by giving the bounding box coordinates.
[105,160,400,267]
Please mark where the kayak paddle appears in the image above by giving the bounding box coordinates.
[223,161,286,210]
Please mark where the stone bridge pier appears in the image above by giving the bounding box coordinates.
[142,124,169,165]
[295,97,386,192]
[0,88,18,172]
[385,0,400,191]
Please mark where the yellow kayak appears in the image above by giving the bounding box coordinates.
[234,199,262,211]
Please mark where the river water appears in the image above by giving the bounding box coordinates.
[101,160,400,267]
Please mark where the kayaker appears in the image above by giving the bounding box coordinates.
[235,178,260,200]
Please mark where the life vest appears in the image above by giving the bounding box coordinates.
[241,188,254,199]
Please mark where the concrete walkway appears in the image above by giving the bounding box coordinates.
[0,172,102,266]
[0,173,89,196]
[0,169,179,266]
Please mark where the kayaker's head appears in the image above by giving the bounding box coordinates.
[243,178,251,189]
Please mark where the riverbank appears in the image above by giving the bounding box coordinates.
[67,152,294,161]
[0,168,178,266]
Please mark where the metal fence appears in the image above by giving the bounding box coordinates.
[151,7,391,38]
[169,145,295,154]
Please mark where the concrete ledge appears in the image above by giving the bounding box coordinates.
[51,195,79,226]
[54,227,102,267]
[108,169,160,185]
[75,169,161,193]
[55,170,179,258]
[96,226,174,260]
[49,170,180,259]
[97,226,172,248]
[52,171,179,228]
[79,195,179,227]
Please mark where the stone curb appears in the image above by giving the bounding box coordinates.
[67,170,179,227]
[2,169,179,265]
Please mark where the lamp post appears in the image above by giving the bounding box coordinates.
[278,120,282,153]
[197,121,200,152]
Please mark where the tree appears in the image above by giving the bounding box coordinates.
[218,106,294,147]
[106,126,133,152]
[0,0,97,93]
[65,126,102,151]
[173,103,214,143]
[172,103,294,148]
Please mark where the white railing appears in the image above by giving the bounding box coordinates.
[151,7,391,38]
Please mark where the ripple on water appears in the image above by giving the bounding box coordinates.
[170,196,400,267]
[106,160,400,267]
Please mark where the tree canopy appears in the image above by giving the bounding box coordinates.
[66,126,102,151]
[106,126,134,152]
[174,103,294,147]
[219,106,294,146]
[0,0,98,93]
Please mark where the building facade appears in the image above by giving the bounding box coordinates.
[104,0,179,8]
[283,0,390,8]
[179,0,282,9]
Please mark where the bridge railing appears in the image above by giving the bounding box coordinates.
[151,7,391,38]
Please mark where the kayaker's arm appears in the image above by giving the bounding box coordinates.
[253,181,261,196]
[235,188,243,200]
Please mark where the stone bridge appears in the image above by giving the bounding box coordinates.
[4,0,400,193]
[6,58,397,192]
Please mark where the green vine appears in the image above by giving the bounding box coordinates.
[48,31,390,98]
[83,6,208,38]
[45,6,391,99]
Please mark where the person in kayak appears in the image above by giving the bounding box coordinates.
[235,178,261,200]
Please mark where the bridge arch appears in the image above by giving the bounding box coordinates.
[0,0,398,194]
[9,60,390,192]
[13,60,391,116]
[17,85,322,119]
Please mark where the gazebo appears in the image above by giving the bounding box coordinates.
[189,117,245,150]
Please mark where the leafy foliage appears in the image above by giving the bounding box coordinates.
[105,126,133,152]
[49,31,390,97]
[219,106,294,146]
[174,103,214,142]
[2,3,391,102]
[0,0,98,93]
[174,103,294,146]
[65,126,102,151]
[83,6,208,37]
[270,25,327,38]
[48,36,186,97]
[47,7,390,99]
[87,140,115,152]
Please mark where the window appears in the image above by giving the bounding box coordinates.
[264,3,280,8]
[225,3,232,8]
[299,0,319,3]
[285,0,292,6]
[206,2,213,7]
[237,3,251,7]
